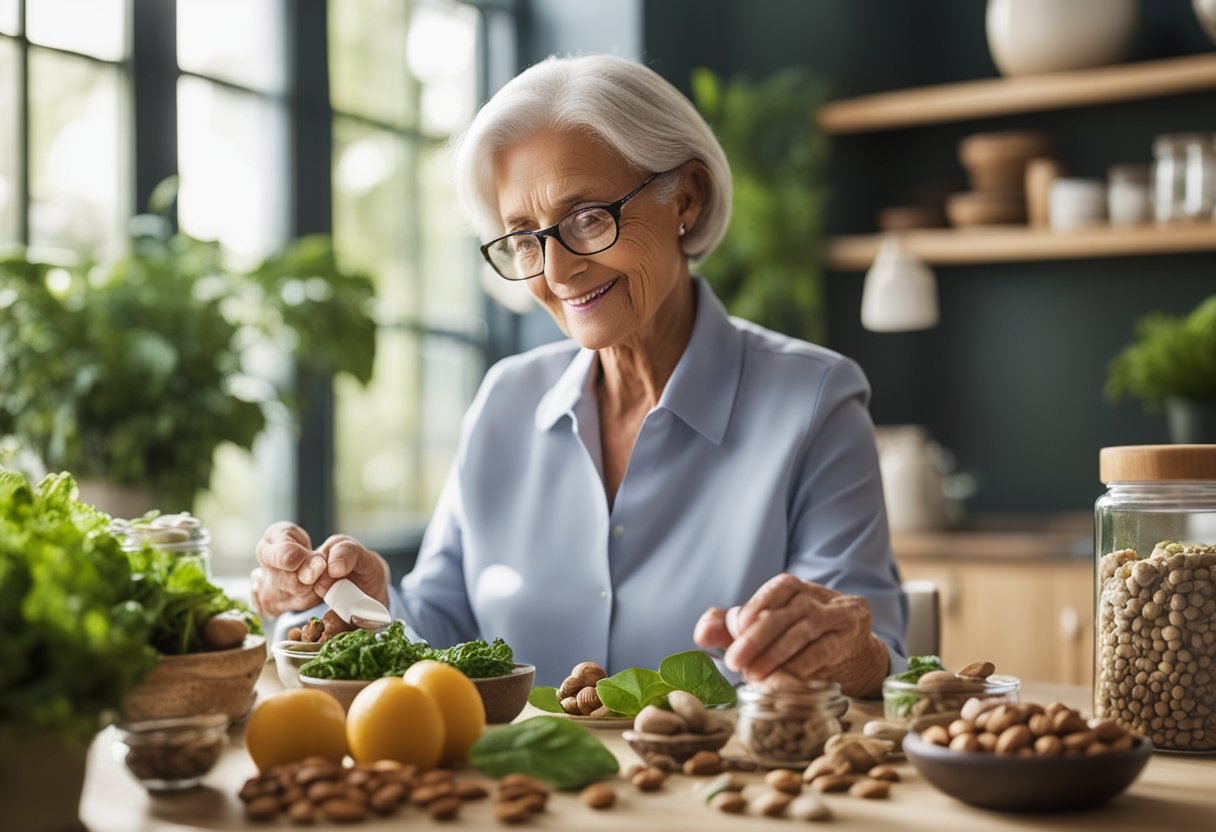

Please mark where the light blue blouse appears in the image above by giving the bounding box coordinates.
[277,277,907,687]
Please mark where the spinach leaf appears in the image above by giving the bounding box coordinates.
[594,668,673,717]
[890,655,945,685]
[527,686,564,714]
[659,650,736,707]
[431,637,514,678]
[469,716,619,790]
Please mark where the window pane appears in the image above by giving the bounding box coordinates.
[177,76,288,261]
[0,39,19,245]
[408,0,477,135]
[28,48,128,261]
[419,145,480,329]
[0,0,19,36]
[27,0,127,62]
[333,118,418,319]
[329,0,414,126]
[177,0,286,93]
[335,331,482,539]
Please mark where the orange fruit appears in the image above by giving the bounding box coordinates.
[403,660,487,765]
[245,688,347,772]
[346,677,445,770]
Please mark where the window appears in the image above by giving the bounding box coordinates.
[329,0,486,547]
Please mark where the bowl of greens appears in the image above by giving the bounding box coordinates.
[295,622,529,719]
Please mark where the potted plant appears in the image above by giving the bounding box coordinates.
[1105,294,1216,443]
[690,67,830,344]
[0,470,265,829]
[0,180,376,512]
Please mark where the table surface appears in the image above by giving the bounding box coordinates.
[79,668,1216,832]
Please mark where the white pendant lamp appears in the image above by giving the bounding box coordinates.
[860,235,940,332]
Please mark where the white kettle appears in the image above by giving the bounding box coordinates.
[876,425,950,533]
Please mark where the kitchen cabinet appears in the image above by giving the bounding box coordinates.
[817,53,1216,269]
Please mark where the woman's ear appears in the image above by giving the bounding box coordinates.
[676,159,710,236]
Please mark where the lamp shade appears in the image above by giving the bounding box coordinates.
[860,235,939,332]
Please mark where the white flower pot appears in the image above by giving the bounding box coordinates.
[986,0,1139,77]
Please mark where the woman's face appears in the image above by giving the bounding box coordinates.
[491,129,696,350]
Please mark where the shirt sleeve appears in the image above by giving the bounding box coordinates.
[394,465,481,648]
[786,357,909,667]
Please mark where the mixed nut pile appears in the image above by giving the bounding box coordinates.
[1096,542,1216,751]
[919,697,1141,757]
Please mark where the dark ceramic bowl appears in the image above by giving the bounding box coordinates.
[903,730,1152,812]
[470,663,536,724]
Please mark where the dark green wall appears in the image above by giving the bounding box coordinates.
[643,0,1216,513]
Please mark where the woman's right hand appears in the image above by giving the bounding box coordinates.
[251,522,391,616]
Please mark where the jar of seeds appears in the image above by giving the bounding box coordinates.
[734,676,847,766]
[1095,445,1216,753]
[111,512,213,579]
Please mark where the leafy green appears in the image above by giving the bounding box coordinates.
[0,180,377,509]
[431,637,514,678]
[691,67,830,344]
[1106,294,1216,410]
[0,471,156,743]
[659,650,737,707]
[886,655,946,719]
[594,668,674,717]
[298,622,514,680]
[468,716,619,790]
[527,686,565,714]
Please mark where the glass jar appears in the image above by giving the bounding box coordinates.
[113,714,228,790]
[1182,133,1216,220]
[1094,445,1216,754]
[734,679,847,766]
[1152,133,1191,223]
[882,674,1020,724]
[111,512,213,578]
[1107,163,1152,227]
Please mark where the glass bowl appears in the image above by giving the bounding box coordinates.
[271,639,324,689]
[883,674,1020,724]
[113,714,228,791]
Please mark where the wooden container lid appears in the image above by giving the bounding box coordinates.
[1100,445,1216,483]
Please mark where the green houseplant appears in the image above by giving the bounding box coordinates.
[0,181,376,510]
[1105,294,1216,443]
[690,67,830,344]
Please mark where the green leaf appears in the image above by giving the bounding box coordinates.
[890,654,945,685]
[469,716,619,790]
[527,686,564,714]
[594,668,673,717]
[658,650,737,707]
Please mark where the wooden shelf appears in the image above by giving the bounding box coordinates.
[818,53,1216,135]
[826,223,1216,270]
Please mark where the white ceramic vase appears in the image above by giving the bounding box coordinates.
[986,0,1139,77]
[1196,0,1216,46]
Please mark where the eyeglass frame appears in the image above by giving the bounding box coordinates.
[479,167,679,281]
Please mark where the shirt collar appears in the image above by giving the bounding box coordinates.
[534,276,743,445]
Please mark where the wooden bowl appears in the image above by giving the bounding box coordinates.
[959,130,1053,192]
[622,728,733,764]
[946,191,1027,227]
[903,730,1151,811]
[297,676,372,713]
[126,635,267,724]
[469,663,536,724]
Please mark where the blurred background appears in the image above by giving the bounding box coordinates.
[2,0,1214,641]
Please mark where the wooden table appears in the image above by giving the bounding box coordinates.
[79,671,1216,831]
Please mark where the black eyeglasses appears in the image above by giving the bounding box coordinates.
[480,169,671,281]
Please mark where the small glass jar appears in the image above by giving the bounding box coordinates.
[113,714,228,790]
[734,679,847,766]
[1094,445,1216,754]
[1107,163,1152,227]
[882,674,1020,724]
[1152,133,1192,223]
[1182,133,1216,220]
[111,512,212,578]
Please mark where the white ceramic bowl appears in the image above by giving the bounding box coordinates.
[270,640,324,689]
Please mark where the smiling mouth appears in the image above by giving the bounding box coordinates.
[565,278,618,307]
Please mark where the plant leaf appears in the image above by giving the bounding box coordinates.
[469,716,619,790]
[658,650,736,707]
[527,686,564,714]
[594,668,673,717]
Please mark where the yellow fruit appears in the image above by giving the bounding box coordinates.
[245,688,347,772]
[346,677,445,770]
[402,660,487,765]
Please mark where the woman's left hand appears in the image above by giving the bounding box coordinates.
[694,573,890,697]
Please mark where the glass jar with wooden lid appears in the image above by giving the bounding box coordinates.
[1094,445,1216,753]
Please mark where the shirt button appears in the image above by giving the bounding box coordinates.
[599,590,608,600]
[611,524,625,539]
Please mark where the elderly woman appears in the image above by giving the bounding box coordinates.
[253,55,906,697]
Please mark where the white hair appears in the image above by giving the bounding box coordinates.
[453,54,732,261]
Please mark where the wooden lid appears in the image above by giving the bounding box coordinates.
[1100,445,1216,482]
